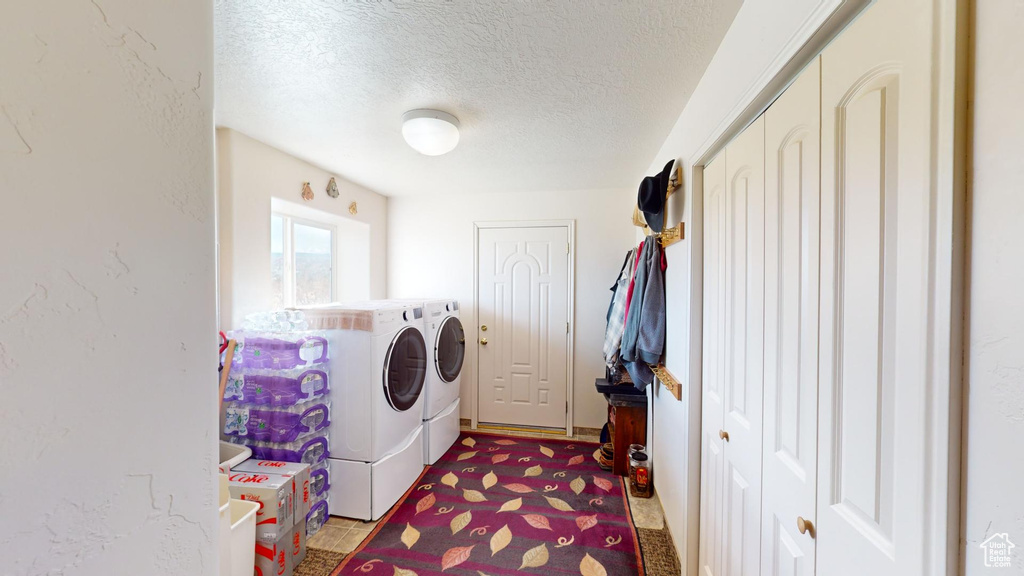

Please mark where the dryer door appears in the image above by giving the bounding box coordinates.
[383,326,427,412]
[435,316,465,383]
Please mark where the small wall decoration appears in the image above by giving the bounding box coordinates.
[348,201,358,215]
[326,177,339,199]
[301,182,314,201]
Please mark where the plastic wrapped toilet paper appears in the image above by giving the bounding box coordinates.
[223,400,331,443]
[222,367,328,407]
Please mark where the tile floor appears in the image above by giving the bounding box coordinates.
[306,424,667,555]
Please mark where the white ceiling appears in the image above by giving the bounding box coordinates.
[215,0,741,197]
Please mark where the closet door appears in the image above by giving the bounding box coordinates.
[817,0,944,574]
[760,58,821,576]
[699,153,727,576]
[721,116,766,576]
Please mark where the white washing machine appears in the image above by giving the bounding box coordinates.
[420,299,465,464]
[300,302,427,520]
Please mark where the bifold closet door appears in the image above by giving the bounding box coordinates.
[760,58,821,576]
[816,0,946,574]
[699,117,766,576]
[699,153,727,576]
[721,116,766,576]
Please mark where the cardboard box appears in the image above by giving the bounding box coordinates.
[233,459,311,527]
[228,471,294,543]
[254,536,292,576]
[289,519,307,566]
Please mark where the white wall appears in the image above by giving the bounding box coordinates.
[0,1,217,574]
[387,189,635,429]
[638,0,863,569]
[217,128,388,328]
[962,1,1024,572]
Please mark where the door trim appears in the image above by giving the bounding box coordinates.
[472,220,576,436]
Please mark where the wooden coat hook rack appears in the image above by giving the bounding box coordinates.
[651,364,682,401]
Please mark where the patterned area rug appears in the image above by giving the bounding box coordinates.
[331,432,643,575]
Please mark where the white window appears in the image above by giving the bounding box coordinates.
[271,213,336,308]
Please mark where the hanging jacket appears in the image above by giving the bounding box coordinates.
[603,248,636,366]
[620,237,666,389]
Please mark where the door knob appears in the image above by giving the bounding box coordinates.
[797,516,814,537]
[719,430,729,442]
[480,338,488,345]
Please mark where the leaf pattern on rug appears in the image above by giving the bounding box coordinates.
[519,543,550,569]
[497,497,522,513]
[450,510,472,535]
[334,433,639,576]
[570,476,585,495]
[503,483,534,493]
[580,553,607,576]
[576,514,598,532]
[544,495,574,512]
[463,488,488,502]
[415,493,436,515]
[441,545,474,571]
[489,524,512,556]
[521,513,553,531]
[401,523,420,549]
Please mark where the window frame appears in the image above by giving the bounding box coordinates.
[272,212,338,307]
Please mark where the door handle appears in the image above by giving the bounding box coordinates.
[719,430,729,442]
[797,516,814,538]
[480,338,488,345]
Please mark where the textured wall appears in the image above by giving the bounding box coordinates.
[962,1,1024,572]
[0,1,217,574]
[214,0,742,197]
[216,129,388,329]
[387,189,635,430]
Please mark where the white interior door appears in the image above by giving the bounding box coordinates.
[477,225,569,429]
[817,0,939,574]
[722,116,766,576]
[699,153,727,576]
[699,117,767,576]
[760,57,820,576]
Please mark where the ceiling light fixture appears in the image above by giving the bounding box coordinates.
[401,109,460,156]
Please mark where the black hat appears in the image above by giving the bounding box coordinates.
[638,160,674,233]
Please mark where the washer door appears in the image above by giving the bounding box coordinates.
[435,316,465,383]
[383,326,427,412]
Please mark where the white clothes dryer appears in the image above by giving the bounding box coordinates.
[300,302,427,520]
[420,299,465,464]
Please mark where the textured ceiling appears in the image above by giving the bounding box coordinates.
[215,0,742,197]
